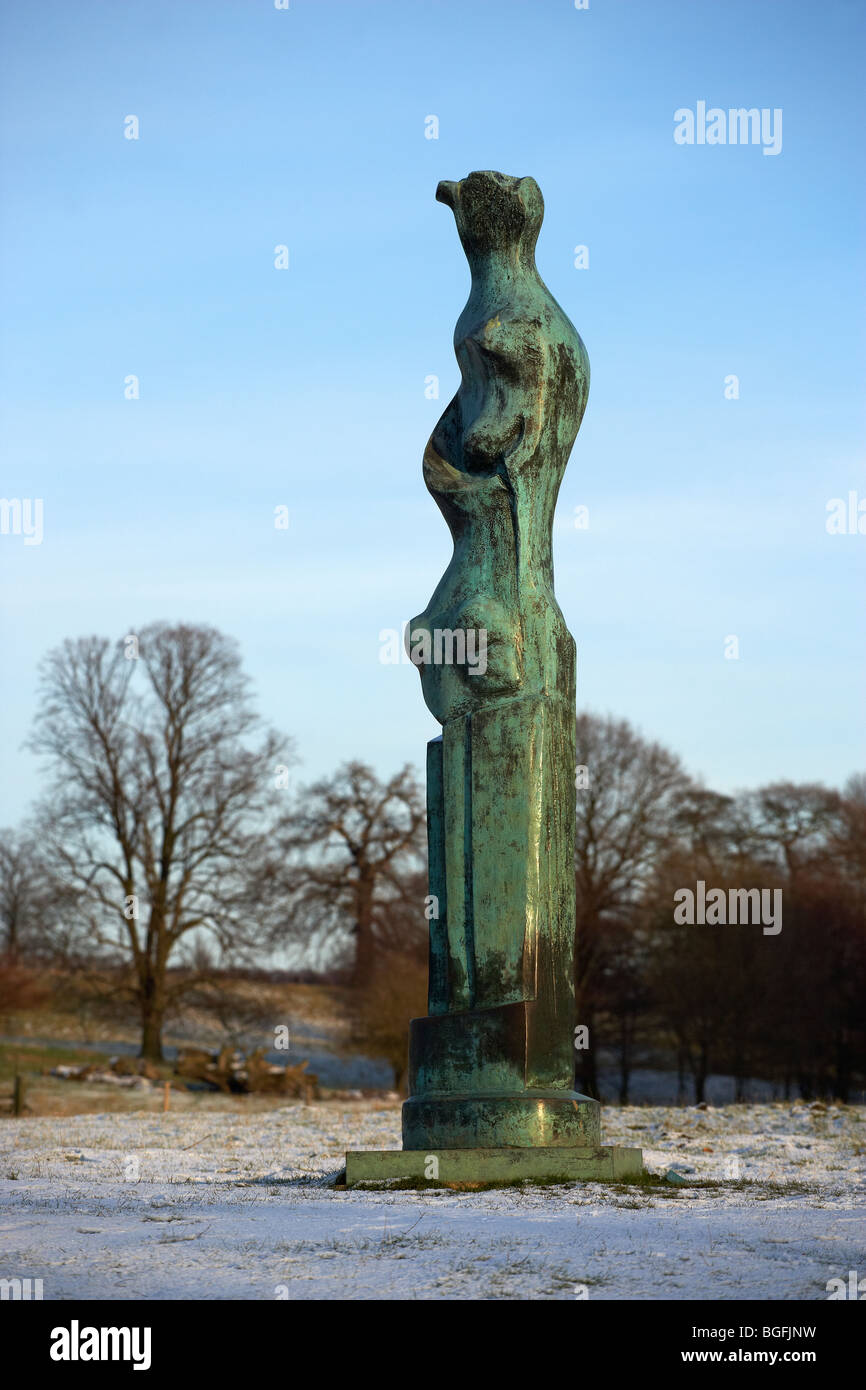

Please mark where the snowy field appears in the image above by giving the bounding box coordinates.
[1,1100,864,1300]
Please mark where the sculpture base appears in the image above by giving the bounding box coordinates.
[402,1090,600,1149]
[343,1144,643,1188]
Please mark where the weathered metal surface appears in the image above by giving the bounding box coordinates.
[402,171,597,1151]
[345,1144,644,1187]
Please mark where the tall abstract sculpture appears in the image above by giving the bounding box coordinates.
[345,172,641,1184]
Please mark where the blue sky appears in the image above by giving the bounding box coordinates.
[1,0,864,824]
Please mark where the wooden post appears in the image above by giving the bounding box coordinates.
[163,1081,171,1113]
[12,1074,26,1116]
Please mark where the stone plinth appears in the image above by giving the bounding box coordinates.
[344,1144,643,1188]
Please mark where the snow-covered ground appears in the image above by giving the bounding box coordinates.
[1,1101,863,1300]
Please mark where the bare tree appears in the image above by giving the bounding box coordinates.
[0,828,48,961]
[28,623,294,1059]
[573,713,693,1095]
[643,772,866,1103]
[278,762,426,988]
[831,773,866,892]
[735,781,845,883]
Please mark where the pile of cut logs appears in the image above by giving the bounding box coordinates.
[51,1056,160,1086]
[49,1048,319,1099]
[174,1046,318,1099]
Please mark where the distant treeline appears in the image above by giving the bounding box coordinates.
[0,623,862,1101]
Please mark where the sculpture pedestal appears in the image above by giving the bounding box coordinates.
[402,1002,598,1148]
[347,999,642,1187]
[342,1000,644,1188]
[343,1143,643,1188]
[402,1091,600,1150]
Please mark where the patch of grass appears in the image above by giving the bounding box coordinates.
[0,1041,111,1083]
[343,1170,663,1193]
[606,1171,670,1190]
[684,1177,817,1195]
[341,1170,824,1200]
[0,1046,332,1117]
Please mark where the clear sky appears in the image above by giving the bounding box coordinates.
[1,0,864,824]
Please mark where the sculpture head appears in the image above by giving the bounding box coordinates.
[435,170,543,265]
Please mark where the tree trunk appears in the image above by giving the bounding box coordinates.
[580,1036,600,1099]
[835,1033,850,1103]
[352,872,376,989]
[734,1053,746,1103]
[618,1014,631,1105]
[692,1042,709,1105]
[140,978,165,1062]
[677,1043,688,1105]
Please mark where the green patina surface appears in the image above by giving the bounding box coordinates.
[347,171,641,1179]
[345,1145,644,1188]
[403,171,596,1152]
